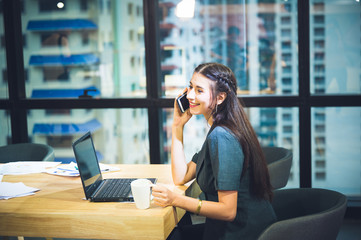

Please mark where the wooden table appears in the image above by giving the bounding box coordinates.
[0,164,194,240]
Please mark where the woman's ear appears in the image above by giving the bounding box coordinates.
[217,92,227,105]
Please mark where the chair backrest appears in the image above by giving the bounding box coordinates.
[258,188,347,240]
[262,146,292,189]
[0,143,55,163]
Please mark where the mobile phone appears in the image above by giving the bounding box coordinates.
[176,93,190,113]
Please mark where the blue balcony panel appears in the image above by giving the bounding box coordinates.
[33,119,101,135]
[27,19,97,31]
[29,54,99,66]
[31,86,100,98]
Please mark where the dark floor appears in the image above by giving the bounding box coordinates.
[337,218,361,240]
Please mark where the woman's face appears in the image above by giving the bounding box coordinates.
[187,73,214,119]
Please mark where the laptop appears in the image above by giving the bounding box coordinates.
[72,131,156,202]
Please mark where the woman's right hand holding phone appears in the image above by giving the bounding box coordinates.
[171,89,195,185]
[173,88,192,128]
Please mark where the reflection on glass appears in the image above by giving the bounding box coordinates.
[162,107,299,188]
[0,0,8,99]
[312,107,361,197]
[28,109,149,164]
[159,0,298,96]
[23,0,146,98]
[310,0,361,94]
[0,110,11,146]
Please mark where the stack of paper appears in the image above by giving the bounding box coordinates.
[0,161,60,175]
[0,182,40,200]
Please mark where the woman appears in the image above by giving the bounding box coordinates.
[152,63,276,240]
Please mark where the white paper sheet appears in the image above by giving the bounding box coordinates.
[0,182,40,200]
[0,161,60,175]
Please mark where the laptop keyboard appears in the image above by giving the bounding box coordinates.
[97,178,134,200]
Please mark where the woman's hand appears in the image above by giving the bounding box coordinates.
[152,184,178,207]
[173,89,192,128]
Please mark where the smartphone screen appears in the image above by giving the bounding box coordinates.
[176,93,190,113]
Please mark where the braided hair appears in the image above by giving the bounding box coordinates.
[194,62,273,201]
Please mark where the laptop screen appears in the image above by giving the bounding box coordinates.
[72,132,103,199]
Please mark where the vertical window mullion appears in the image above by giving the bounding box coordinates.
[144,0,163,164]
[298,0,311,188]
[3,0,28,143]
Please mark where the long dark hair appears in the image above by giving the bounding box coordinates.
[194,62,273,201]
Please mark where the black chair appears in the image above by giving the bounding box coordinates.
[262,146,292,189]
[258,188,347,240]
[0,143,55,163]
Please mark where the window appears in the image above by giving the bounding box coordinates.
[41,33,68,47]
[314,77,324,84]
[314,112,325,121]
[282,41,291,50]
[314,28,325,37]
[314,64,325,73]
[315,136,325,144]
[128,3,133,16]
[45,109,71,115]
[43,67,69,82]
[283,126,293,133]
[283,66,292,74]
[312,107,361,195]
[313,2,325,12]
[314,40,324,48]
[0,0,360,202]
[82,33,89,46]
[315,172,326,180]
[314,15,324,24]
[282,3,291,12]
[315,124,325,132]
[315,148,325,157]
[314,52,324,60]
[80,0,88,11]
[281,16,291,24]
[39,0,66,12]
[30,109,149,164]
[137,6,142,17]
[46,136,73,148]
[282,78,292,85]
[283,113,292,121]
[282,53,292,62]
[315,160,326,168]
[281,29,291,37]
[23,0,146,98]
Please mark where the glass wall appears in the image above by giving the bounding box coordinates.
[310,0,361,95]
[28,108,149,164]
[311,107,361,196]
[22,0,146,99]
[158,0,298,97]
[1,0,361,202]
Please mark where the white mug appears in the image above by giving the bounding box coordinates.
[131,179,152,209]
